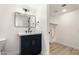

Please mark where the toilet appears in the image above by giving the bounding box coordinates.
[0,38,6,55]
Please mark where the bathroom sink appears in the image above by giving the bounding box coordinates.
[18,32,41,36]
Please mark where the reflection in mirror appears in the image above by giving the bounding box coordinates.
[14,12,29,27]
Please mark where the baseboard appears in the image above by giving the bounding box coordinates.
[6,51,43,55]
[6,51,20,55]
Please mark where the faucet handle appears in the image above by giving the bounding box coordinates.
[25,31,27,33]
[30,30,32,33]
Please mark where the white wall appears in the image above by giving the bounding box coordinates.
[50,9,79,49]
[38,5,49,54]
[0,4,49,55]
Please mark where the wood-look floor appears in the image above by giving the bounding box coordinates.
[49,42,79,55]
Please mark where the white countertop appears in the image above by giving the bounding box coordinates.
[18,32,42,36]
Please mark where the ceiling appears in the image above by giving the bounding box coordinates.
[48,4,79,17]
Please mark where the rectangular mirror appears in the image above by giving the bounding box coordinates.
[14,12,36,28]
[14,12,29,27]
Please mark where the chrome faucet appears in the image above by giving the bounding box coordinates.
[28,27,31,33]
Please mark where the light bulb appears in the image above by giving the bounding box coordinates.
[62,9,67,12]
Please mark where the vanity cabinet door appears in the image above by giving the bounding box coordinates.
[31,34,41,50]
[21,36,33,55]
[30,34,41,54]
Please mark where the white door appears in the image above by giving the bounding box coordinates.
[49,24,57,42]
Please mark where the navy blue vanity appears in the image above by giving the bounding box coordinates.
[20,33,42,55]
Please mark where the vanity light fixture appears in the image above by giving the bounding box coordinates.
[62,4,67,7]
[61,4,67,12]
[23,8,29,12]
